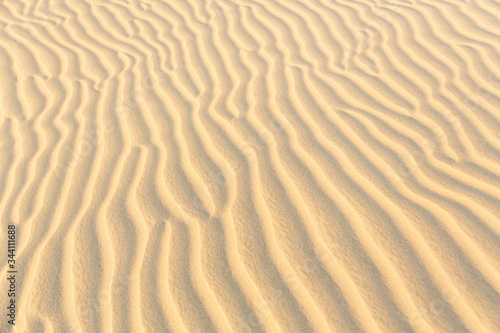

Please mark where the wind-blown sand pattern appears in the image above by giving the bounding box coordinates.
[0,0,499,331]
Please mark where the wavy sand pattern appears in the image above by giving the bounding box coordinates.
[1,0,499,331]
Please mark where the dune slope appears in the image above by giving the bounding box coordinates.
[1,0,500,332]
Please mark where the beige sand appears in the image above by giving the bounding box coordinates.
[1,0,499,331]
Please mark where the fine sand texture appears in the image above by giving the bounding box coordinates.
[1,0,500,332]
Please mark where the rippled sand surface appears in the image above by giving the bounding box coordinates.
[1,0,500,332]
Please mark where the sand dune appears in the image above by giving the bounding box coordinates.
[1,0,499,331]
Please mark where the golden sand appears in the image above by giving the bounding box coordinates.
[1,0,499,331]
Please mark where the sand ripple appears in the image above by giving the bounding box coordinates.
[1,0,499,331]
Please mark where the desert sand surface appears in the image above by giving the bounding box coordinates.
[1,0,500,332]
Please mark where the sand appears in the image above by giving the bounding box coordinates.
[1,0,499,332]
